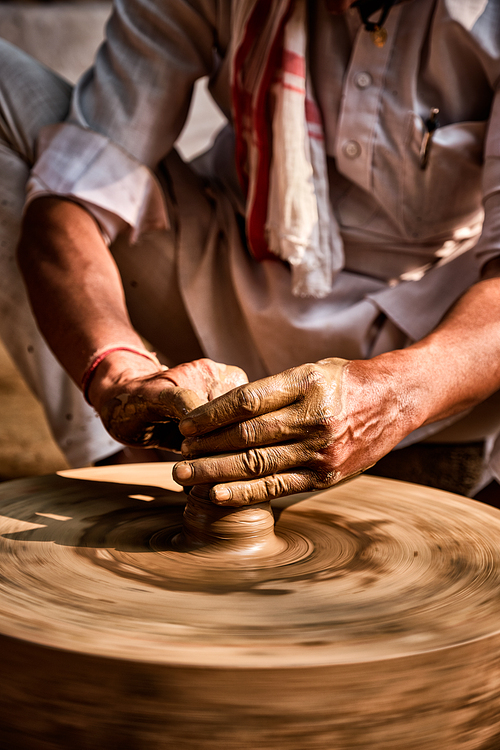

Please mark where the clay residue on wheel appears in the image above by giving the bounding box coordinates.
[3,471,500,670]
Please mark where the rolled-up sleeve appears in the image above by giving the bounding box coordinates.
[26,0,220,242]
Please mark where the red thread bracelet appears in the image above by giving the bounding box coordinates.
[81,346,163,406]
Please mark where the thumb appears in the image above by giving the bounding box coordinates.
[157,384,206,420]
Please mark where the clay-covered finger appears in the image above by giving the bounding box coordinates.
[208,471,319,506]
[114,382,203,421]
[100,383,205,449]
[206,468,365,506]
[179,369,310,438]
[102,406,183,449]
[181,406,304,457]
[173,443,315,487]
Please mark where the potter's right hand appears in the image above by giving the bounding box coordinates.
[88,354,248,452]
[173,357,417,504]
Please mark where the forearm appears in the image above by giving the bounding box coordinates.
[17,197,157,392]
[367,264,500,433]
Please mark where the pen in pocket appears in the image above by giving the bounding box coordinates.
[419,107,440,170]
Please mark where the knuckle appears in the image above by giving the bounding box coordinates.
[190,357,213,374]
[316,413,337,436]
[300,363,328,392]
[297,364,341,422]
[310,467,339,490]
[237,418,259,445]
[263,474,287,499]
[308,448,340,486]
[303,426,337,460]
[241,448,269,477]
[236,385,262,416]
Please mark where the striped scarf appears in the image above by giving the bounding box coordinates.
[231,0,344,298]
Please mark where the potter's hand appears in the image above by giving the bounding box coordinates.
[16,201,248,455]
[94,358,248,452]
[173,357,412,504]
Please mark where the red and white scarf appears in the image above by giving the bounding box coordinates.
[232,0,344,298]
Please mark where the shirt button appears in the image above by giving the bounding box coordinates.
[354,71,373,89]
[343,140,362,159]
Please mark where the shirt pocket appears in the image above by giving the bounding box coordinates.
[401,113,486,239]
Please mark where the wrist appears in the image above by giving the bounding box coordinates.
[83,346,165,410]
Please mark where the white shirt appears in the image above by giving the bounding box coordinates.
[28,0,500,332]
[25,0,500,456]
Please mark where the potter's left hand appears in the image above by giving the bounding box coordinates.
[173,357,415,505]
[96,358,248,453]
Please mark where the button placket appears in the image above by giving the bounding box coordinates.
[334,4,403,194]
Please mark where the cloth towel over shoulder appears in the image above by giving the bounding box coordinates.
[232,0,344,298]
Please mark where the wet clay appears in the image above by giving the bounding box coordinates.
[173,483,287,556]
[1,465,500,748]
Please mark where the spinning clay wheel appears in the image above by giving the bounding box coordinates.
[1,464,500,749]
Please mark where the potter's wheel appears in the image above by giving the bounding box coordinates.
[1,464,500,748]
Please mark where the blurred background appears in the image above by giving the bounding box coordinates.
[0,0,225,479]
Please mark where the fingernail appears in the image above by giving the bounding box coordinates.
[213,486,232,504]
[181,418,196,436]
[174,462,193,482]
[181,438,196,456]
